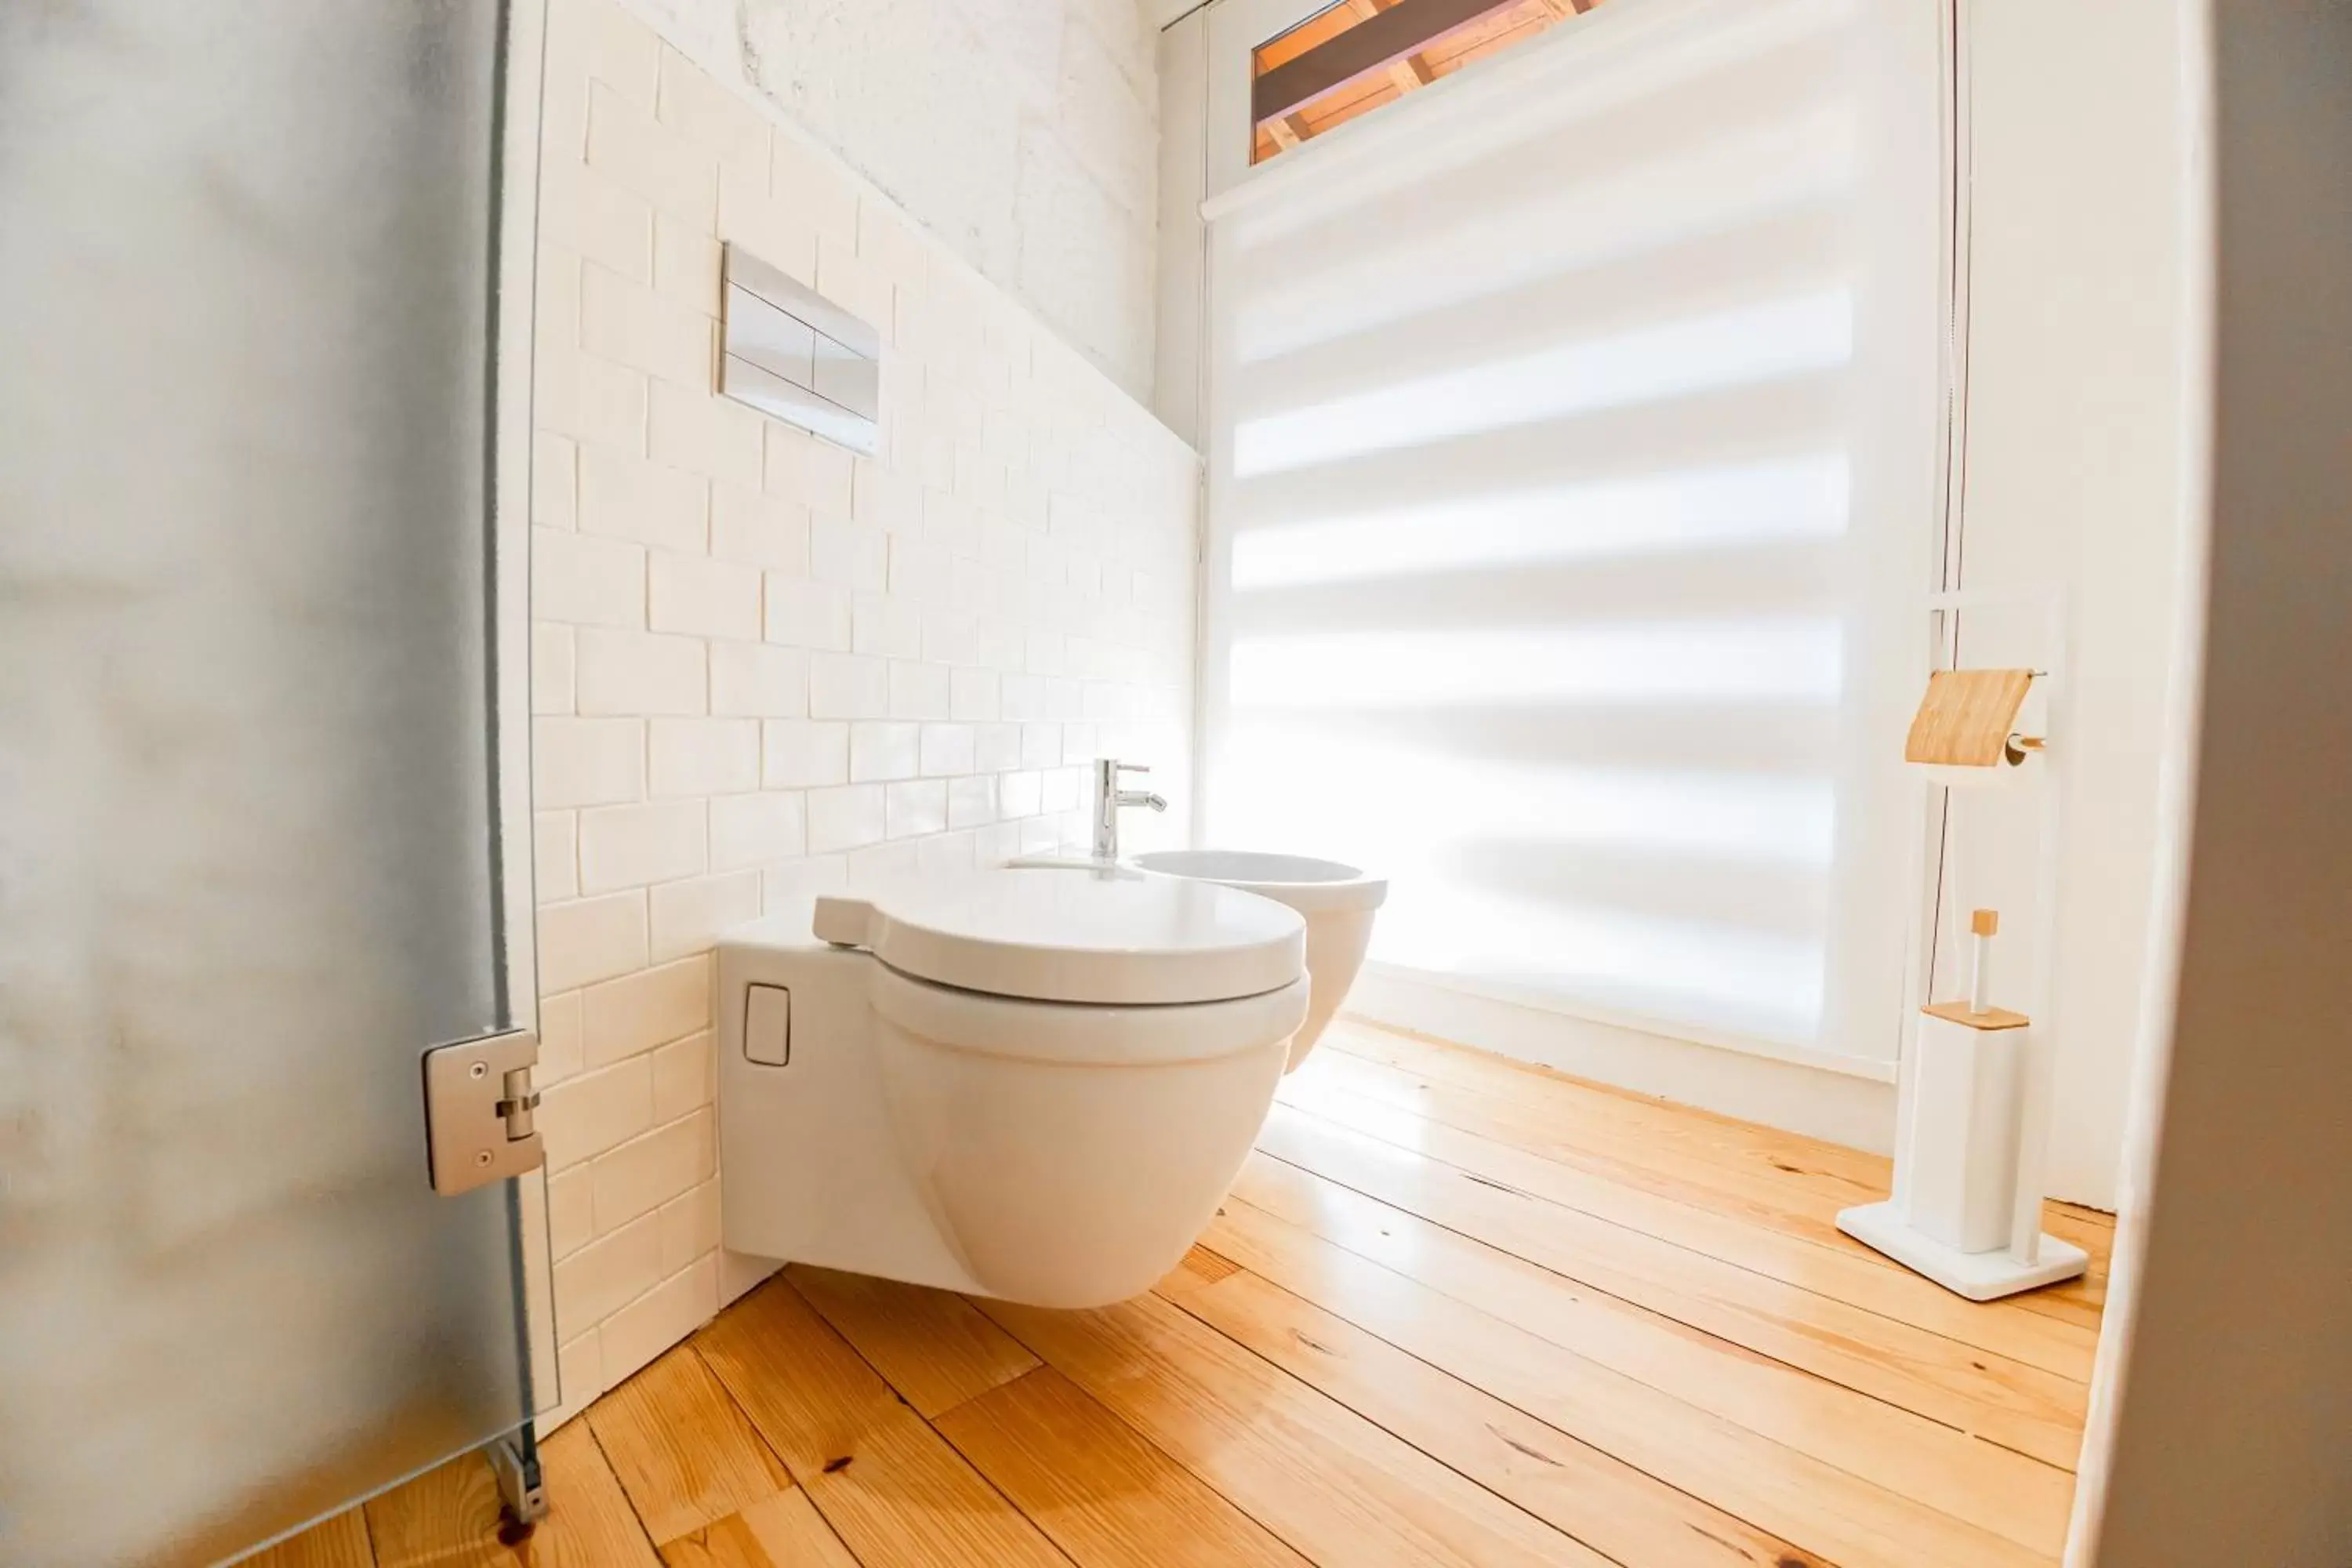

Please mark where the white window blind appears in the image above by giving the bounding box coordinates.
[1199,0,1945,1067]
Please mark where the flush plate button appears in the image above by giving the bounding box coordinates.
[745,983,791,1066]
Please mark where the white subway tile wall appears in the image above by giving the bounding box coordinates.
[528,0,1199,1425]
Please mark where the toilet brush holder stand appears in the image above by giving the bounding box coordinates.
[1838,1000,2089,1300]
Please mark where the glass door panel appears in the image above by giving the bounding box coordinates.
[0,2,550,1562]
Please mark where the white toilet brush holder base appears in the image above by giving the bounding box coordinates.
[1839,1005,2088,1301]
[1835,1201,2089,1301]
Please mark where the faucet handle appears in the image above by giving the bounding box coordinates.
[1117,761,1150,775]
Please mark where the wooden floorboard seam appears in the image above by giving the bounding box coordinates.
[1140,1275,1617,1564]
[1251,1124,2092,1407]
[1261,1096,2099,1382]
[1146,1268,1751,1568]
[773,1274,1091,1568]
[1312,1037,2112,1334]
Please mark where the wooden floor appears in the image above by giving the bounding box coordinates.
[264,1020,2111,1568]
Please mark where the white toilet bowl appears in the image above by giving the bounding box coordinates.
[717,867,1308,1308]
[1128,850,1386,1072]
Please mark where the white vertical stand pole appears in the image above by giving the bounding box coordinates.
[2005,588,2073,1264]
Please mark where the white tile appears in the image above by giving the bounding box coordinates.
[710,484,811,570]
[849,721,920,782]
[763,720,850,787]
[648,550,762,641]
[540,1051,654,1170]
[598,1251,720,1387]
[947,774,996,829]
[1000,770,1043,818]
[583,260,717,391]
[535,811,580,902]
[576,627,706,716]
[540,156,655,284]
[581,955,712,1069]
[535,717,645,808]
[949,666,1000,722]
[655,1179,722,1276]
[590,1107,715,1234]
[764,855,849,913]
[975,723,1022,773]
[884,779,949,840]
[578,445,706,552]
[655,45,769,165]
[539,344,648,456]
[888,660,953,720]
[709,791,808,869]
[765,423,855,514]
[809,515,889,593]
[717,160,818,285]
[710,641,809,717]
[649,377,761,487]
[650,872,764,961]
[534,431,580,528]
[650,1031,717,1124]
[578,799,707,892]
[808,653,889,719]
[763,574,853,652]
[918,723,975,777]
[652,212,723,318]
[585,81,717,230]
[806,785,887,853]
[535,527,646,628]
[851,594,923,659]
[648,717,759,797]
[553,1204,662,1327]
[534,624,578,716]
[770,130,859,247]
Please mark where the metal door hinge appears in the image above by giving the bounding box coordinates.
[423,1029,545,1196]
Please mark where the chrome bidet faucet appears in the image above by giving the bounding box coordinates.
[1091,757,1167,862]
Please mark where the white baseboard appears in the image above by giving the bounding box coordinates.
[1347,967,1900,1155]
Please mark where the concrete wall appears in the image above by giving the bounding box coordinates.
[621,0,1161,401]
[530,0,1199,1424]
[1945,0,2197,1209]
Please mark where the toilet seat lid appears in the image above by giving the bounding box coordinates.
[811,867,1306,1005]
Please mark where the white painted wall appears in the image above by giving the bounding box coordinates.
[619,0,1163,401]
[1947,0,2195,1210]
[2072,8,2352,1557]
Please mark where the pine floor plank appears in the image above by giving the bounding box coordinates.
[786,1262,1041,1419]
[1325,1024,1896,1197]
[364,1425,661,1568]
[1279,1070,2098,1377]
[933,1364,1316,1568]
[1321,1027,2113,1326]
[658,1491,862,1568]
[1258,1102,2096,1409]
[976,1288,1607,1568]
[1200,1187,2071,1564]
[244,1508,376,1568]
[588,1341,797,1547]
[1352,1021,2126,1315]
[1152,1250,1829,1568]
[361,1452,510,1568]
[1235,1144,2089,1471]
[695,1279,1072,1568]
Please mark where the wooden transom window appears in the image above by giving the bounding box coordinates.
[1251,0,1614,163]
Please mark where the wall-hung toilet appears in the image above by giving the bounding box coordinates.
[717,867,1308,1309]
[1127,850,1387,1072]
